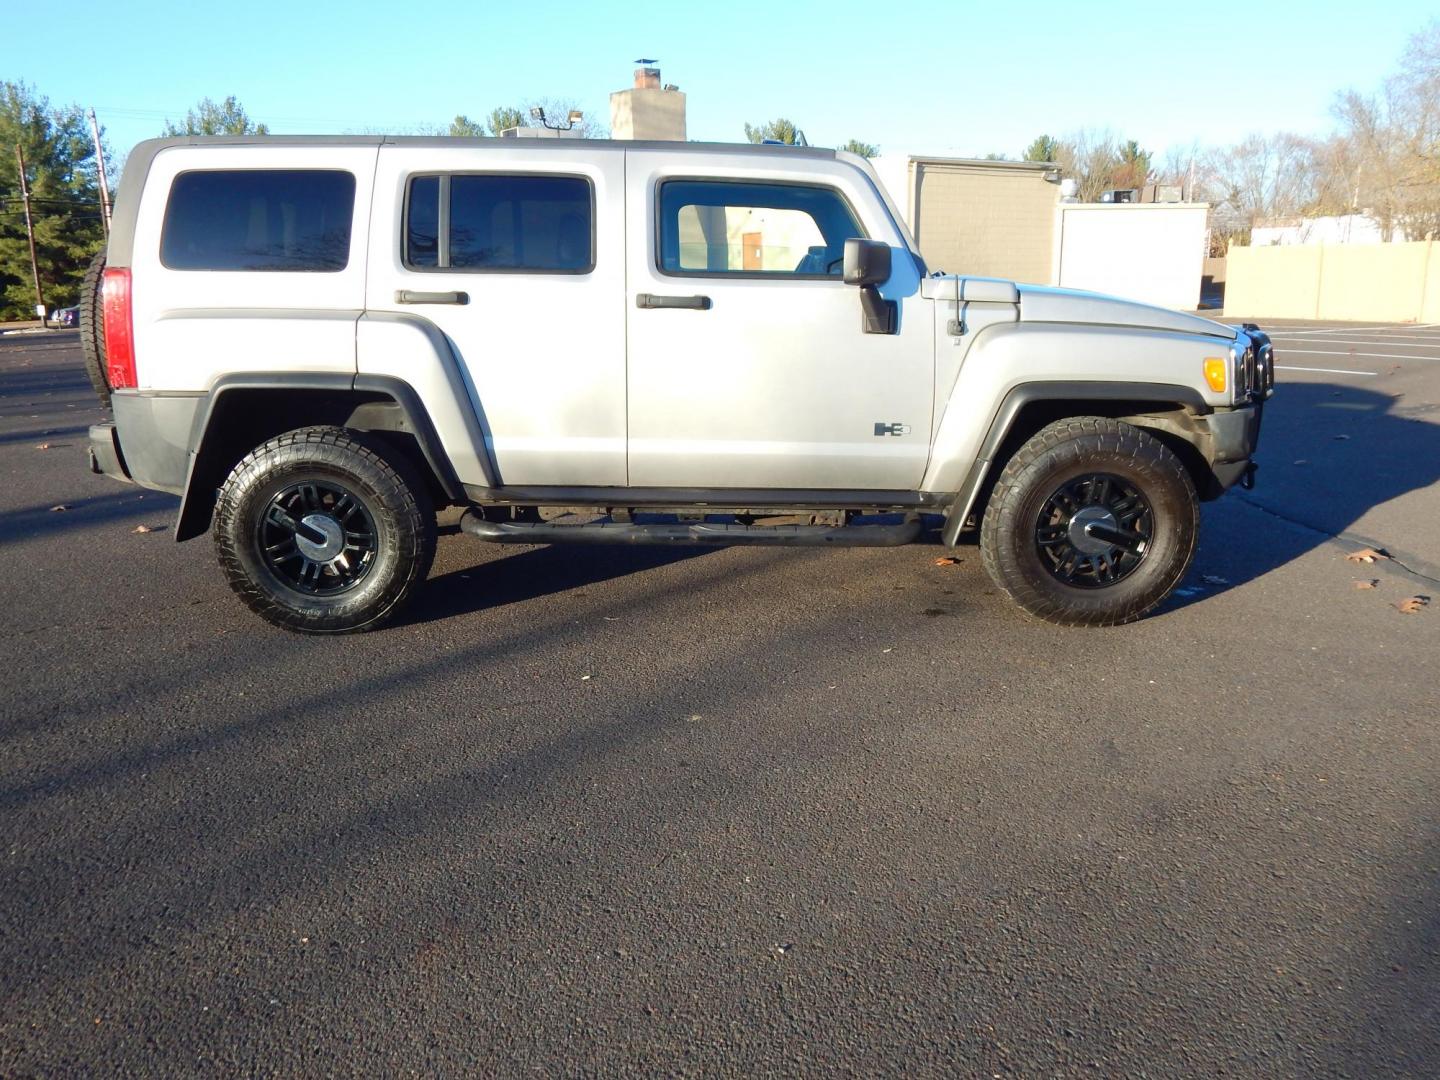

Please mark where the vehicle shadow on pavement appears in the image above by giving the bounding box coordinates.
[1332,823,1440,1072]
[1166,380,1440,610]
[400,543,719,625]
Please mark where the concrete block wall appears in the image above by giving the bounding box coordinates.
[1226,241,1440,322]
[912,164,1058,283]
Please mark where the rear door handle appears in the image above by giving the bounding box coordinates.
[395,289,469,305]
[636,293,711,310]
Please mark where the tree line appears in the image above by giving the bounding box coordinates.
[2,20,1434,318]
[1008,20,1439,251]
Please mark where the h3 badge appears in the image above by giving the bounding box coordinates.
[873,421,911,437]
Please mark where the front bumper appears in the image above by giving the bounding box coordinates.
[1194,322,1274,493]
[1205,402,1263,492]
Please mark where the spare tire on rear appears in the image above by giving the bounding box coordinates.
[79,249,110,409]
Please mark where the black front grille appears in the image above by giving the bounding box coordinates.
[1240,323,1275,398]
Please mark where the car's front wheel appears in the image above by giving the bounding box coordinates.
[213,427,435,633]
[980,417,1199,627]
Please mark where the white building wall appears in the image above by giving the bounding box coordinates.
[1054,204,1208,311]
[1251,214,1387,246]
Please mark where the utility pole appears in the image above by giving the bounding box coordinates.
[87,108,112,234]
[14,143,46,323]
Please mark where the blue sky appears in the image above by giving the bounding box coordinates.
[15,0,1435,163]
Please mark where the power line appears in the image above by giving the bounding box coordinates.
[0,197,103,207]
[93,103,434,130]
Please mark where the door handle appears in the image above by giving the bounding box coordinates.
[636,293,711,310]
[395,289,469,305]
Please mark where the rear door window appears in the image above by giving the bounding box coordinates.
[160,169,356,272]
[404,174,593,273]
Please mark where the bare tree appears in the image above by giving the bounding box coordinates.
[1054,129,1122,202]
[1203,133,1318,231]
[1307,20,1440,240]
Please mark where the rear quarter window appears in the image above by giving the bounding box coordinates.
[160,169,356,272]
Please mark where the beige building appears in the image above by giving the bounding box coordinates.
[610,66,686,141]
[872,156,1061,283]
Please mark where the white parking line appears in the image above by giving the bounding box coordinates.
[1269,337,1440,348]
[1276,365,1376,376]
[1272,338,1440,348]
[1278,349,1432,361]
[1263,324,1440,335]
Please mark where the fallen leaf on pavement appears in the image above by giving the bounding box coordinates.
[934,556,961,566]
[1397,596,1429,614]
[35,442,51,450]
[49,504,69,512]
[133,524,156,534]
[1354,579,1378,590]
[1345,548,1390,564]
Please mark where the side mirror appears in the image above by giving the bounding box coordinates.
[843,238,891,287]
[843,238,896,334]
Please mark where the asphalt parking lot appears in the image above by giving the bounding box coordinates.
[1,322,1437,1075]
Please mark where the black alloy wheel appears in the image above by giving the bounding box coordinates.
[258,479,380,596]
[1033,472,1153,588]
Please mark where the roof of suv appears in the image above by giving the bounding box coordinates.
[124,134,841,164]
[108,136,850,267]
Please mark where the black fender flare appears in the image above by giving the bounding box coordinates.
[174,373,484,542]
[940,380,1211,547]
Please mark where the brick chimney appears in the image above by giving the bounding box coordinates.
[612,65,685,141]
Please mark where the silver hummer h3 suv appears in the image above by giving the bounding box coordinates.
[82,135,1272,632]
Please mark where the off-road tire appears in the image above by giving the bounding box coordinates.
[78,250,110,409]
[213,427,436,634]
[980,417,1199,627]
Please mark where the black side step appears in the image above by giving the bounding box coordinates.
[459,511,923,548]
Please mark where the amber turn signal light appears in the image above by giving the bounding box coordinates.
[1203,357,1228,393]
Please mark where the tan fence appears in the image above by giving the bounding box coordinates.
[1226,240,1440,322]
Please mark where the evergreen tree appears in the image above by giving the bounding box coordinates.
[0,82,106,318]
[449,114,487,137]
[162,96,269,136]
[486,107,528,136]
[1023,134,1061,162]
[744,119,804,145]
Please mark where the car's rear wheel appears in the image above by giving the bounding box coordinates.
[213,427,436,633]
[980,417,1199,626]
[78,250,110,409]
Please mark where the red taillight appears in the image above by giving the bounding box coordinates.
[101,267,137,390]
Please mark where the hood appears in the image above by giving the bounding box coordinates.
[1017,283,1237,340]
